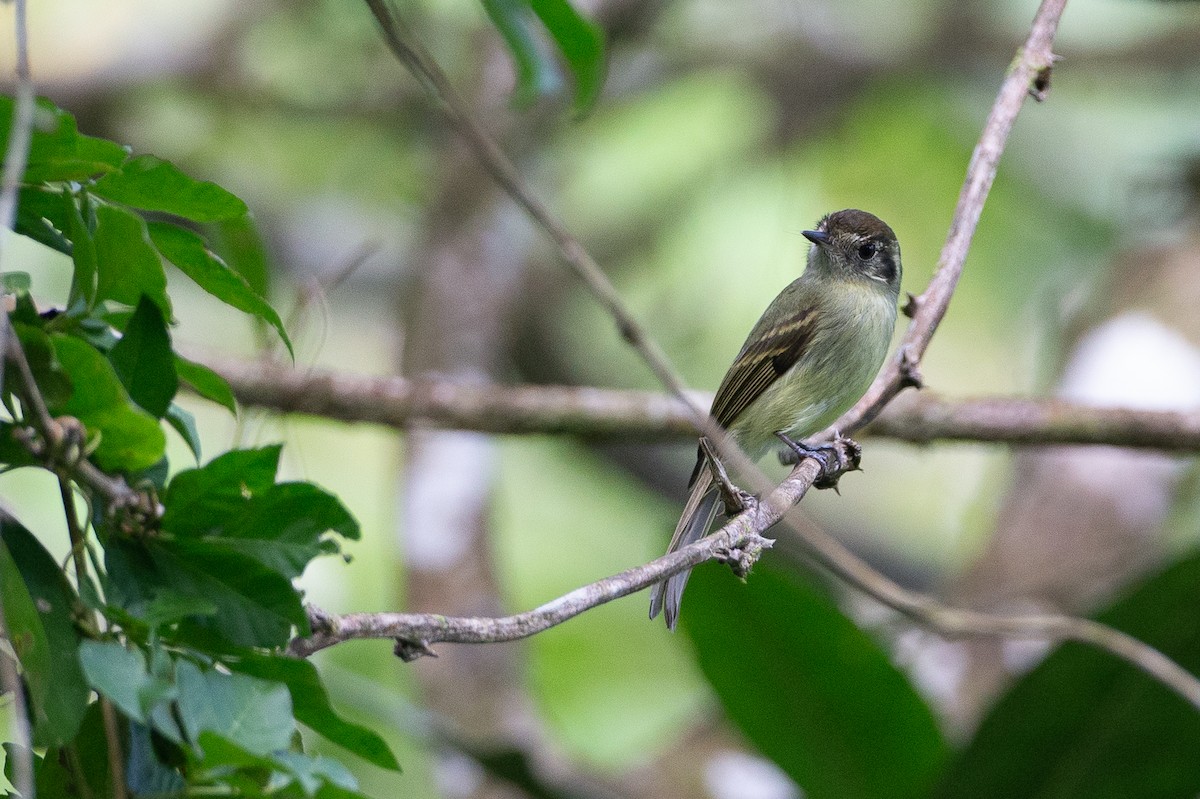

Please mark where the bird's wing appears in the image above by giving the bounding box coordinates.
[708,305,817,430]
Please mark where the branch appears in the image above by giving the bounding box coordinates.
[289,461,814,658]
[830,0,1068,437]
[0,1,37,796]
[0,0,34,267]
[773,520,1200,712]
[361,0,706,422]
[289,449,1200,714]
[203,357,1200,451]
[867,393,1200,451]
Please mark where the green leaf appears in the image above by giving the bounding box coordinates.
[162,454,358,578]
[161,445,283,537]
[9,291,39,326]
[166,402,202,461]
[92,201,172,318]
[529,0,605,113]
[90,155,248,222]
[2,272,32,292]
[683,560,947,799]
[78,639,157,723]
[0,513,89,745]
[212,482,360,578]
[14,187,72,256]
[106,538,307,648]
[0,96,128,183]
[51,333,166,472]
[148,221,292,356]
[482,0,561,107]
[207,214,271,299]
[272,751,360,796]
[109,295,178,419]
[0,421,39,468]
[175,660,295,755]
[171,543,309,647]
[192,733,369,799]
[126,723,187,797]
[935,552,1200,799]
[68,195,99,308]
[175,354,237,414]
[482,0,606,112]
[227,652,400,771]
[34,704,116,799]
[139,589,219,628]
[0,536,54,743]
[79,640,182,743]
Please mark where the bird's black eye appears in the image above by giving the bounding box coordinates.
[857,242,878,260]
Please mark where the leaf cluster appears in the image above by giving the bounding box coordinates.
[1,98,395,797]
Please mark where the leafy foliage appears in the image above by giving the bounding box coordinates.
[935,553,1200,799]
[0,97,390,796]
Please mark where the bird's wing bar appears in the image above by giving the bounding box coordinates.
[708,306,817,429]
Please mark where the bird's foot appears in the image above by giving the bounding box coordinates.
[699,437,758,515]
[776,431,862,491]
[714,534,772,579]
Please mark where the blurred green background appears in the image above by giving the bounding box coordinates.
[4,0,1200,796]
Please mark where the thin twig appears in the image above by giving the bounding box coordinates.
[289,461,815,657]
[774,520,1200,711]
[361,0,706,422]
[3,330,139,510]
[5,324,55,434]
[0,1,38,795]
[0,0,34,403]
[830,0,1069,437]
[202,357,1200,451]
[0,0,34,266]
[58,476,90,584]
[100,698,128,799]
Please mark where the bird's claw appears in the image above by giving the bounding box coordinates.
[776,432,862,491]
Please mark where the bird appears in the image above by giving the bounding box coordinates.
[649,208,902,630]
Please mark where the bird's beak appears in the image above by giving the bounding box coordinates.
[802,229,829,246]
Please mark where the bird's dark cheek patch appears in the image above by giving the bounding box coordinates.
[874,254,897,283]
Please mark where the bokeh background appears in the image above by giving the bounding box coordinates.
[4,0,1200,796]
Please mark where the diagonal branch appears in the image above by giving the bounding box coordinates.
[289,460,818,658]
[830,0,1068,437]
[204,357,1200,451]
[362,0,705,421]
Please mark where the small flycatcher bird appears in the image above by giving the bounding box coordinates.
[649,209,902,630]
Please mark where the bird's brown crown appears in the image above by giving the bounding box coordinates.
[817,209,897,242]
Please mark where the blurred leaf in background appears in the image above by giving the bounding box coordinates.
[684,559,948,799]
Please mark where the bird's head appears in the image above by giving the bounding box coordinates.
[802,209,901,293]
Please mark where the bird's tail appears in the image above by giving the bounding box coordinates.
[649,468,721,631]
